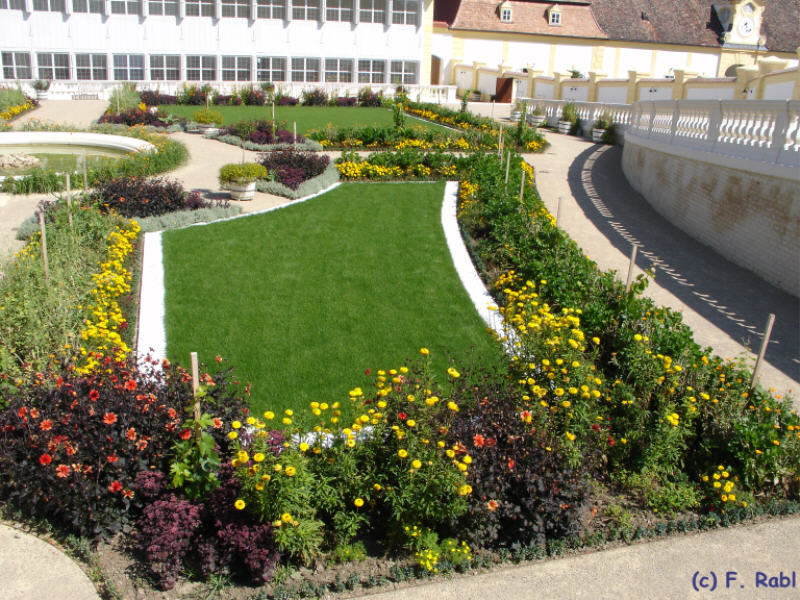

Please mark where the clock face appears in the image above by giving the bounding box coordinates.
[738,16,755,37]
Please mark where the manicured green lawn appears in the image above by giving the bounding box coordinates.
[160,105,450,134]
[162,182,501,419]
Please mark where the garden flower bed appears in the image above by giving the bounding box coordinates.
[0,87,37,126]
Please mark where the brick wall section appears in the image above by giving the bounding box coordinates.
[622,141,800,298]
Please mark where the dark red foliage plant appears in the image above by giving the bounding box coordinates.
[92,176,210,218]
[0,356,249,540]
[259,149,329,189]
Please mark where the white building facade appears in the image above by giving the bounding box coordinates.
[1,0,434,95]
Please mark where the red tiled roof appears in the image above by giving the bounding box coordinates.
[450,0,608,39]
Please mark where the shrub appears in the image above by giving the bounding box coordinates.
[98,108,169,128]
[336,97,358,107]
[178,84,210,105]
[93,176,209,218]
[139,91,177,106]
[240,86,267,106]
[277,95,299,106]
[193,108,223,125]
[218,162,269,184]
[107,83,141,114]
[358,88,382,107]
[213,94,242,106]
[561,101,578,123]
[301,88,328,106]
[446,377,587,548]
[259,150,329,190]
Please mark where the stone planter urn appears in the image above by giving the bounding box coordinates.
[592,128,606,143]
[198,124,219,136]
[36,91,49,101]
[226,180,256,201]
[557,120,572,134]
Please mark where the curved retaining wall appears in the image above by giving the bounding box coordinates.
[622,134,800,297]
[0,131,155,153]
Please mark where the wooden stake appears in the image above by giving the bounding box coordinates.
[38,211,49,285]
[556,196,563,225]
[293,121,297,150]
[82,149,88,191]
[272,101,275,122]
[498,124,503,156]
[65,173,73,228]
[750,313,776,390]
[625,244,639,292]
[190,352,201,422]
[505,151,511,184]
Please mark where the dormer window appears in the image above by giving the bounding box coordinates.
[498,0,512,22]
[548,5,561,26]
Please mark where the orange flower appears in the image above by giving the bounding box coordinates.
[107,455,118,463]
[487,500,499,512]
[125,379,137,392]
[126,427,137,441]
[108,480,122,493]
[39,453,52,466]
[121,489,134,500]
[179,429,192,440]
[89,389,99,401]
[103,412,117,425]
[30,408,40,419]
[473,434,485,447]
[56,464,71,478]
[39,419,52,431]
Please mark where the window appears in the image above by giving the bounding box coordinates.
[326,0,352,21]
[257,0,284,19]
[3,0,26,9]
[222,56,251,81]
[75,53,107,80]
[148,0,177,14]
[185,0,214,16]
[221,0,249,17]
[33,0,66,11]
[324,58,352,83]
[359,0,384,23]
[292,0,318,20]
[357,59,384,83]
[72,0,104,12]
[392,0,417,25]
[37,53,70,80]
[390,60,417,84]
[500,7,511,22]
[291,57,319,82]
[548,8,561,25]
[150,55,180,80]
[186,55,216,80]
[113,54,145,80]
[256,56,286,81]
[2,52,32,79]
[111,0,139,13]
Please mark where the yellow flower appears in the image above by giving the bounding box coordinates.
[446,449,455,458]
[354,498,364,507]
[237,450,249,463]
[373,483,382,491]
[234,499,246,510]
[263,411,274,420]
[565,432,576,441]
[458,484,472,496]
[281,512,292,523]
[406,419,416,427]
[398,449,408,458]
[425,396,439,406]
[299,443,309,452]
[447,367,460,378]
[447,402,459,412]
[232,420,242,429]
[246,416,256,425]
[412,459,422,469]
[285,466,296,476]
[420,348,430,355]
[282,417,292,425]
[227,431,238,440]
[463,455,472,464]
[274,464,283,472]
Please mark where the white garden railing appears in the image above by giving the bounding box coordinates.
[628,100,800,168]
[517,98,634,131]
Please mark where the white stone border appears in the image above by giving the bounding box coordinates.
[136,180,506,366]
[440,181,505,338]
[0,131,155,153]
[135,182,341,363]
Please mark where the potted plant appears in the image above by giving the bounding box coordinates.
[193,108,224,135]
[558,101,578,134]
[527,104,546,127]
[510,100,527,123]
[219,162,268,201]
[592,112,613,143]
[32,79,51,100]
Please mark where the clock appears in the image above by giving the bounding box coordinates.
[738,16,755,37]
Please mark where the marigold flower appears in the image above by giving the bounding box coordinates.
[447,402,459,412]
[234,499,246,510]
[398,449,408,458]
[263,411,274,420]
[102,412,117,425]
[412,459,422,469]
[39,419,52,431]
[228,431,238,440]
[232,420,242,429]
[281,512,292,523]
[565,432,576,442]
[447,367,460,378]
[458,484,472,496]
[285,466,296,476]
[419,348,429,355]
[354,498,364,507]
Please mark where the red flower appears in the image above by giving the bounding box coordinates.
[30,408,40,419]
[55,376,64,388]
[398,412,407,421]
[55,464,71,478]
[125,379,137,392]
[473,434,485,447]
[89,389,99,401]
[17,407,27,418]
[121,489,134,500]
[126,427,137,441]
[167,408,177,419]
[107,455,118,463]
[39,419,52,431]
[485,437,497,448]
[608,435,615,446]
[108,480,122,493]
[215,355,223,363]
[365,368,371,375]
[39,453,52,466]
[102,412,117,425]
[487,499,499,512]
[64,442,76,456]
[591,424,600,432]
[135,439,148,451]
[508,458,516,470]
[178,429,192,440]
[212,418,222,429]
